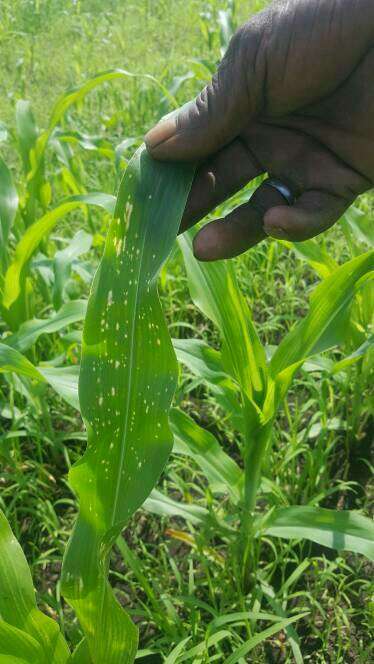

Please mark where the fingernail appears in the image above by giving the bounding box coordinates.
[264,226,287,239]
[145,118,176,150]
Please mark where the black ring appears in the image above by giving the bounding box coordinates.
[263,178,296,206]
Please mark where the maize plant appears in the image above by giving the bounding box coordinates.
[0,67,373,661]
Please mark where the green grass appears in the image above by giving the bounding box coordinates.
[0,0,267,127]
[0,1,373,662]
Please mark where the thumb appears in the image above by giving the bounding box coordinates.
[145,26,261,161]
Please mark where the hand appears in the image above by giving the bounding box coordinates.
[145,0,374,261]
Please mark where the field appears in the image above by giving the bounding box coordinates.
[0,1,373,662]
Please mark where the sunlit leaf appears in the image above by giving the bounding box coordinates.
[164,637,191,664]
[0,343,43,381]
[178,630,232,662]
[341,206,374,249]
[332,335,374,374]
[269,252,374,404]
[61,146,195,662]
[173,337,230,386]
[0,622,43,663]
[285,238,338,279]
[29,69,178,190]
[2,193,114,325]
[0,342,79,409]
[69,639,91,663]
[38,366,80,410]
[179,232,267,409]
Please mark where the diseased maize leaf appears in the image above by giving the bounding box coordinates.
[61,146,194,662]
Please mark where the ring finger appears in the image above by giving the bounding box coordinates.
[192,179,295,261]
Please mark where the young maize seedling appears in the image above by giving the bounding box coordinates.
[2,69,177,330]
[179,232,374,590]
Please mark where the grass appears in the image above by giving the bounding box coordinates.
[0,0,373,662]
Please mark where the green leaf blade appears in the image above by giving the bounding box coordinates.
[5,299,87,353]
[0,342,80,410]
[61,147,195,662]
[15,100,39,174]
[0,343,45,382]
[0,155,18,280]
[223,613,308,664]
[263,506,374,560]
[170,407,242,502]
[179,232,268,407]
[269,251,374,404]
[0,511,70,663]
[2,193,114,322]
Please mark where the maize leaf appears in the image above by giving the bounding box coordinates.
[179,232,267,410]
[29,69,177,192]
[15,100,39,175]
[0,155,18,281]
[269,251,374,406]
[341,206,374,249]
[0,343,45,381]
[0,342,79,409]
[262,506,374,560]
[285,238,338,279]
[38,366,80,410]
[0,510,70,663]
[144,489,210,526]
[0,622,43,663]
[2,193,115,314]
[170,407,242,501]
[52,230,92,310]
[5,299,87,353]
[61,146,194,662]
